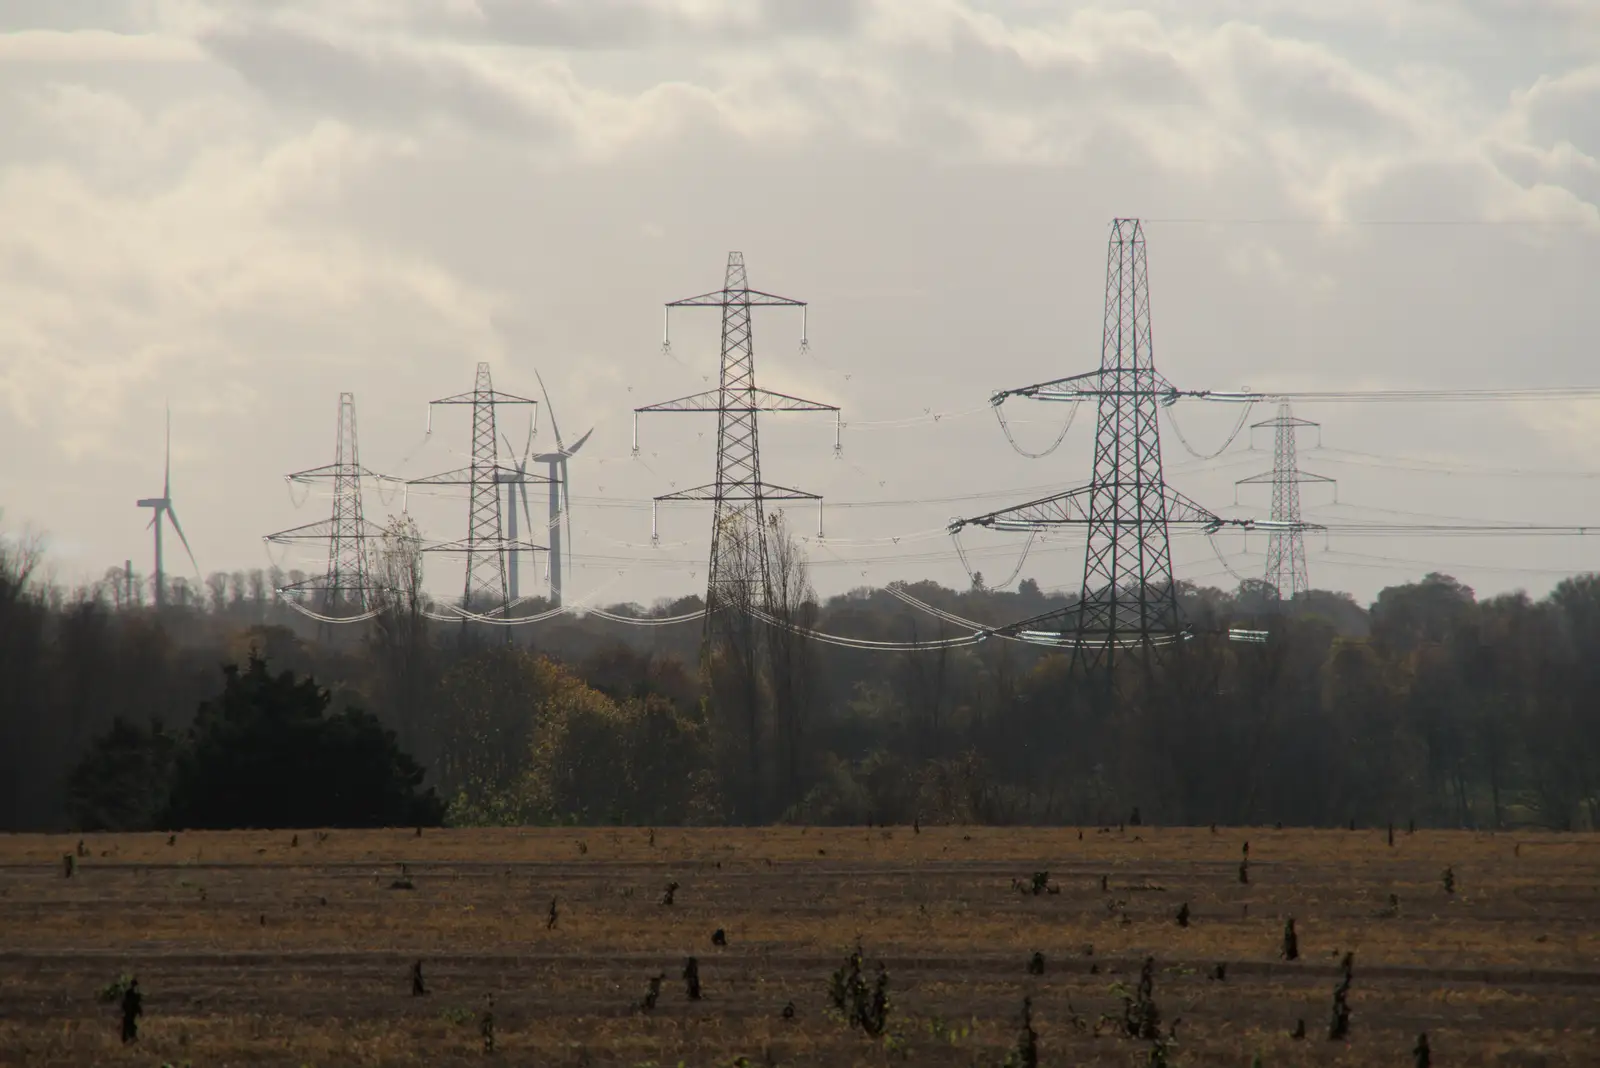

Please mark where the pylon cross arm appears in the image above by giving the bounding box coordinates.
[993,368,1178,405]
[1236,470,1336,485]
[408,465,555,486]
[667,289,806,308]
[429,390,539,406]
[286,463,386,482]
[422,536,549,554]
[265,518,388,543]
[950,487,1094,532]
[952,485,1219,533]
[636,387,836,414]
[657,481,822,503]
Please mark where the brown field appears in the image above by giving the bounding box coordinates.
[1,826,1598,1066]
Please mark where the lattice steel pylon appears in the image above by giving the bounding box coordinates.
[409,363,552,614]
[634,252,839,638]
[266,392,385,615]
[1235,403,1333,599]
[951,218,1227,673]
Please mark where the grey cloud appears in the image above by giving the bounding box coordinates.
[1520,68,1600,159]
[411,0,868,49]
[199,17,560,138]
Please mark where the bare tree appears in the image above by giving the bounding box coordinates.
[206,572,230,615]
[704,509,768,821]
[370,515,432,759]
[766,510,818,816]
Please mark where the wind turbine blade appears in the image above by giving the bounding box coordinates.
[566,428,594,456]
[166,506,200,575]
[534,369,564,451]
[501,431,519,470]
[164,404,172,497]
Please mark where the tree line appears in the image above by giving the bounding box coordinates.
[3,516,1598,831]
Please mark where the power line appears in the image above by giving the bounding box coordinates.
[1308,447,1600,479]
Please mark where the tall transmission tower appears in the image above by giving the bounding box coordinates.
[1235,403,1333,599]
[634,252,839,636]
[952,218,1229,673]
[266,392,385,615]
[408,363,551,613]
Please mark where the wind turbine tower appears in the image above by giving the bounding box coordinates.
[531,370,592,608]
[135,407,198,609]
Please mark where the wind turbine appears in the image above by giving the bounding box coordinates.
[531,371,592,608]
[135,407,198,609]
[498,420,540,604]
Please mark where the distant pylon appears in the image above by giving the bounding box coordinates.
[634,252,839,638]
[1235,403,1333,599]
[266,392,384,615]
[952,218,1228,673]
[409,363,551,613]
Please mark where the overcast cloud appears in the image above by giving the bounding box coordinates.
[3,0,1599,606]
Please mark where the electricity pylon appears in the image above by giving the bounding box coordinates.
[634,252,838,640]
[409,363,552,614]
[1235,403,1333,599]
[266,392,385,615]
[952,218,1228,673]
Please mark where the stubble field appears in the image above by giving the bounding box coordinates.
[1,825,1597,1066]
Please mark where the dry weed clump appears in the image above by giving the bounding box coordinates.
[1002,996,1038,1068]
[826,942,891,1037]
[410,960,427,997]
[682,956,701,1001]
[479,994,495,1054]
[1013,871,1059,896]
[1329,951,1354,1040]
[638,973,665,1013]
[121,983,143,1044]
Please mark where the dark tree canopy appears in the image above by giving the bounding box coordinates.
[10,513,1600,833]
[159,654,442,830]
[66,717,178,832]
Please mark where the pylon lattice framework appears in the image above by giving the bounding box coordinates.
[952,218,1227,672]
[409,363,552,612]
[1235,403,1333,599]
[634,252,839,636]
[265,392,385,615]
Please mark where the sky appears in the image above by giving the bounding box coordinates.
[3,0,1600,611]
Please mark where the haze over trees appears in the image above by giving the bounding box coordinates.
[3,518,1598,832]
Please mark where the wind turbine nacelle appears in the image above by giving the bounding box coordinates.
[136,497,166,508]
